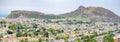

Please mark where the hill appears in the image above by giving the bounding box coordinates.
[61,6,120,22]
[7,6,120,22]
[7,10,63,19]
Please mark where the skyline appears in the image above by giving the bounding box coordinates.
[0,0,120,17]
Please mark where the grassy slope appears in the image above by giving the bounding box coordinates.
[68,14,91,22]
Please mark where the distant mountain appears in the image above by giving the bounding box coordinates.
[7,6,120,22]
[61,6,120,22]
[7,10,63,19]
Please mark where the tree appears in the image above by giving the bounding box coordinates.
[113,23,118,26]
[8,24,18,31]
[92,31,98,37]
[0,35,3,38]
[33,23,38,28]
[46,38,49,42]
[82,36,97,42]
[0,38,2,41]
[76,38,81,42]
[41,27,46,31]
[103,34,114,42]
[55,36,61,40]
[16,32,23,37]
[23,32,27,37]
[0,35,3,41]
[34,32,39,36]
[44,31,49,37]
[74,28,80,31]
[48,28,57,35]
[62,34,69,42]
[19,39,24,42]
[38,37,42,42]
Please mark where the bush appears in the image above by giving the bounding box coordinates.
[103,34,115,42]
[19,38,28,42]
[38,37,42,42]
[75,38,81,42]
[8,24,18,30]
[62,34,69,42]
[16,32,23,37]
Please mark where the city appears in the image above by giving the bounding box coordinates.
[0,17,120,42]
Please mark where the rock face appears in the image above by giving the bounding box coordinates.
[7,6,120,22]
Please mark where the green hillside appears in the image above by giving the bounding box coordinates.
[67,14,91,22]
[7,14,64,19]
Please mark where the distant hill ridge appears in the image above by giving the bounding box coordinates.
[7,6,120,22]
[7,10,63,19]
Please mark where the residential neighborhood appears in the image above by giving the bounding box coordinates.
[0,18,120,42]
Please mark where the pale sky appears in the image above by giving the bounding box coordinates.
[0,0,120,17]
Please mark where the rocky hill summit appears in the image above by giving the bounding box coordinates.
[61,6,120,22]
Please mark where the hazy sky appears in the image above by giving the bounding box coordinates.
[0,0,120,17]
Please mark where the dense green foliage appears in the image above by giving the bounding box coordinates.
[16,32,23,37]
[8,24,18,30]
[103,34,115,42]
[76,38,81,42]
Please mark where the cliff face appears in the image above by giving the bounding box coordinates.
[7,6,120,22]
